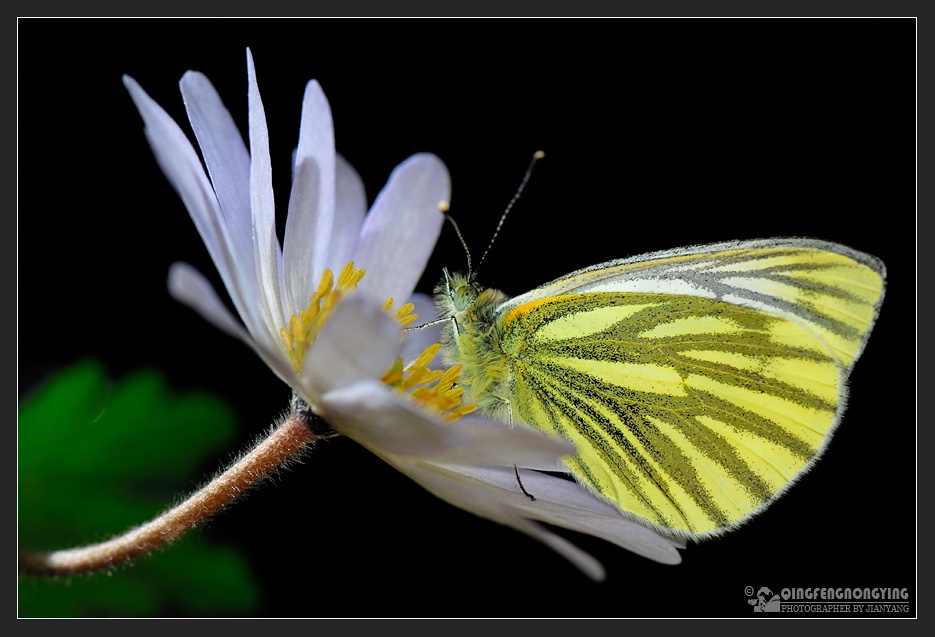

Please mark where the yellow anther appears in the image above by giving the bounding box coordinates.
[319,289,338,314]
[439,386,464,400]
[401,367,427,390]
[438,364,462,385]
[410,386,431,400]
[433,365,462,393]
[451,404,479,417]
[443,408,476,423]
[418,369,444,385]
[397,312,419,327]
[409,343,442,371]
[395,303,415,318]
[337,261,354,286]
[289,314,303,344]
[382,369,404,386]
[336,261,366,288]
[317,269,334,298]
[280,327,294,353]
[300,299,320,324]
[380,359,405,387]
[434,396,460,412]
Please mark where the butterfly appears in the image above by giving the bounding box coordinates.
[434,238,885,539]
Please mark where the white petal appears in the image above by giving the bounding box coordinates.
[399,292,445,366]
[167,262,301,391]
[178,70,265,339]
[322,381,574,465]
[300,296,401,400]
[282,80,336,319]
[246,49,285,341]
[327,154,367,271]
[446,464,686,563]
[351,153,449,303]
[384,456,607,580]
[179,72,253,275]
[167,262,249,341]
[123,76,254,329]
[420,414,576,466]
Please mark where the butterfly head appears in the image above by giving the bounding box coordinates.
[436,268,480,316]
[435,151,545,320]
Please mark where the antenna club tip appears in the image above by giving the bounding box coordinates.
[533,150,545,160]
[438,201,450,213]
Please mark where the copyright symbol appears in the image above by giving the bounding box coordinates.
[744,586,754,596]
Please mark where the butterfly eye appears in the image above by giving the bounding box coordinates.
[451,283,478,311]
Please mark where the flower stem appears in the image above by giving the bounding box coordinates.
[19,399,329,577]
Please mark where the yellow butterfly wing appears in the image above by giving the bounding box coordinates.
[494,239,885,538]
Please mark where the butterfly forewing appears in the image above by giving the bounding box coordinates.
[494,240,885,538]
[499,239,885,373]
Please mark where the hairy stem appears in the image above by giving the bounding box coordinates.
[19,401,327,577]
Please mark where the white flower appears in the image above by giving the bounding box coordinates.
[124,49,684,580]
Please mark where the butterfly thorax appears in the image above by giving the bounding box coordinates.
[434,271,513,420]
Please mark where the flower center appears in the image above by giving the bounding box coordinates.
[279,262,478,422]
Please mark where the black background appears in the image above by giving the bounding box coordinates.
[18,19,915,617]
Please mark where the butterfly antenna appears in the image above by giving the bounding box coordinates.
[475,150,545,278]
[439,201,472,275]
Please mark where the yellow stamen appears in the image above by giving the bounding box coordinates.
[280,328,294,353]
[443,403,479,423]
[438,365,463,386]
[439,386,464,400]
[337,261,366,288]
[382,369,404,386]
[381,359,405,387]
[400,367,426,390]
[317,269,334,298]
[409,343,441,371]
[394,303,417,327]
[417,369,444,385]
[450,404,479,417]
[410,386,431,400]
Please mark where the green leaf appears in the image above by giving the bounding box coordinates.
[18,361,260,617]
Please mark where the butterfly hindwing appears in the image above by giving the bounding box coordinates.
[502,291,842,536]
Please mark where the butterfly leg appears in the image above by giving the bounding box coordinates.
[514,465,536,502]
[508,403,536,501]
